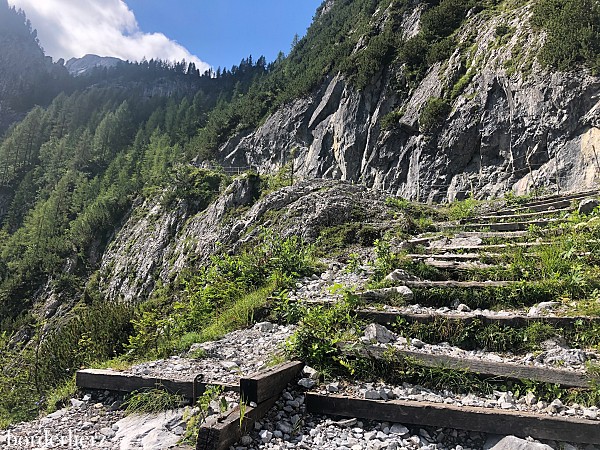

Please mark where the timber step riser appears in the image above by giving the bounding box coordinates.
[306,394,600,445]
[347,344,591,388]
[457,219,565,232]
[496,190,598,214]
[355,310,599,329]
[470,207,571,224]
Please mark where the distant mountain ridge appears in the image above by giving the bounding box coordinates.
[65,54,122,76]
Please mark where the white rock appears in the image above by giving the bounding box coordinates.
[259,429,273,443]
[364,323,396,344]
[327,382,340,393]
[578,198,600,215]
[70,398,84,408]
[302,365,319,380]
[489,436,553,450]
[221,361,239,370]
[298,378,316,389]
[411,338,425,349]
[364,390,381,400]
[549,398,564,413]
[498,392,515,405]
[254,322,276,333]
[528,302,558,316]
[390,423,409,436]
[525,392,537,407]
[456,303,471,312]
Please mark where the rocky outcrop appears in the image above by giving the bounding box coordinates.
[219,3,600,202]
[98,178,391,302]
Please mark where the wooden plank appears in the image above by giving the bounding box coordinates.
[496,190,598,215]
[428,242,552,253]
[355,309,599,329]
[240,360,304,404]
[417,260,495,271]
[404,280,513,288]
[459,218,565,232]
[473,208,570,223]
[349,344,591,388]
[76,369,239,399]
[455,230,530,238]
[305,394,600,444]
[292,299,598,329]
[409,253,489,260]
[197,396,278,450]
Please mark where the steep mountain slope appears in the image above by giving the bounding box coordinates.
[0,0,70,132]
[216,0,600,201]
[2,0,600,432]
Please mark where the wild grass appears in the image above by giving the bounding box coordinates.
[123,388,187,415]
[45,375,77,414]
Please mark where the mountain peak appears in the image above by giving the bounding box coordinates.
[65,54,122,76]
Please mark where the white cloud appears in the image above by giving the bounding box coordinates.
[7,0,210,71]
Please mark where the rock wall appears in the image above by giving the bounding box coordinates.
[97,178,390,302]
[219,3,600,202]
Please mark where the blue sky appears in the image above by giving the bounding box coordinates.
[126,0,323,69]
[7,0,322,70]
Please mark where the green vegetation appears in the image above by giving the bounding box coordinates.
[123,388,186,415]
[126,231,315,358]
[182,386,226,444]
[285,294,600,405]
[532,0,600,72]
[391,317,600,353]
[419,97,452,132]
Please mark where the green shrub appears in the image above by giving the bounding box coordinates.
[450,70,475,100]
[381,109,404,130]
[126,231,316,358]
[419,97,451,132]
[532,0,600,72]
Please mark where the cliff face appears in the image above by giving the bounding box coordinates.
[219,3,600,201]
[97,177,390,302]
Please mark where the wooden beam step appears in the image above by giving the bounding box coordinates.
[240,360,304,404]
[409,253,492,261]
[295,300,596,329]
[427,242,551,253]
[458,218,565,232]
[497,190,598,214]
[197,361,304,450]
[348,344,591,388]
[472,207,571,223]
[305,394,600,444]
[404,280,513,288]
[417,260,497,271]
[355,309,599,329]
[454,230,531,238]
[197,396,278,450]
[76,369,239,399]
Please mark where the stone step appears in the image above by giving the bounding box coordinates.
[356,308,599,329]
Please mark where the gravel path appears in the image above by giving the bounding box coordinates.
[126,323,294,384]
